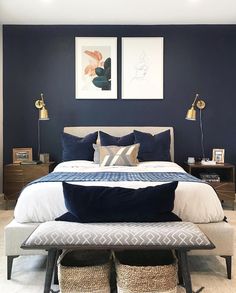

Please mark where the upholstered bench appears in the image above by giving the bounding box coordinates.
[4,219,47,280]
[21,221,214,293]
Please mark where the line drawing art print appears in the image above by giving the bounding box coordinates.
[122,37,164,99]
[75,37,117,99]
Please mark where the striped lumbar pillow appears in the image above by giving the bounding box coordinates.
[99,144,140,166]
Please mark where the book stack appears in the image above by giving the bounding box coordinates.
[200,173,220,182]
[201,160,216,165]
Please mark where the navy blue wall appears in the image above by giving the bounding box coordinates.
[3,25,236,164]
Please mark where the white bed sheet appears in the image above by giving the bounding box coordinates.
[14,161,224,224]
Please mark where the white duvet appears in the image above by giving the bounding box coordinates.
[14,161,224,224]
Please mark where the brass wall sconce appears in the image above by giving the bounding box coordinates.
[185,93,206,121]
[185,93,207,160]
[35,93,49,120]
[35,93,50,160]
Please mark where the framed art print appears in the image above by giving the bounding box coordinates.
[122,37,164,99]
[75,37,117,99]
[12,148,32,164]
[212,148,225,164]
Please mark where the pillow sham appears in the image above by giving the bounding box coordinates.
[93,144,100,164]
[99,144,140,166]
[99,131,135,146]
[61,132,98,162]
[56,181,180,223]
[133,129,171,162]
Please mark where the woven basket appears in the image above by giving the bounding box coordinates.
[58,250,111,293]
[115,250,177,293]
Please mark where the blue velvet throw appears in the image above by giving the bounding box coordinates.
[30,171,202,185]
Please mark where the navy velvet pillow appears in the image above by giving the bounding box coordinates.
[133,130,171,162]
[99,131,135,146]
[61,132,98,162]
[55,181,181,223]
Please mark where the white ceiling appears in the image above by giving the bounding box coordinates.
[0,0,236,25]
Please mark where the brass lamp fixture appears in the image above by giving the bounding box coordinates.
[185,93,206,160]
[185,93,206,121]
[35,93,50,160]
[35,93,49,120]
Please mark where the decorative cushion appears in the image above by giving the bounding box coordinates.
[61,132,98,162]
[93,144,100,164]
[22,221,213,248]
[134,130,171,162]
[99,131,135,146]
[55,181,180,223]
[99,144,140,166]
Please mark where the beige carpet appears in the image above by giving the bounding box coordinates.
[0,199,236,293]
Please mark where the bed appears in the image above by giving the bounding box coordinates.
[4,126,234,279]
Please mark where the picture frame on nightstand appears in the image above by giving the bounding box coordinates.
[12,148,33,164]
[212,148,225,164]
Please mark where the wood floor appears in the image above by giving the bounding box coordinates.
[0,199,236,293]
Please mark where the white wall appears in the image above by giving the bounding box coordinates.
[0,25,3,193]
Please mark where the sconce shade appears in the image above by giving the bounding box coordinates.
[39,106,49,120]
[185,106,196,120]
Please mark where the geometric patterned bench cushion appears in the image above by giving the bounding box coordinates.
[22,221,214,250]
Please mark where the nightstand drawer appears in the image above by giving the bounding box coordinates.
[3,162,55,206]
[4,166,24,182]
[23,165,51,183]
[184,162,235,209]
[4,183,25,198]
[210,182,235,201]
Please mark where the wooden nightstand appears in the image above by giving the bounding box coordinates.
[184,162,235,208]
[3,162,55,208]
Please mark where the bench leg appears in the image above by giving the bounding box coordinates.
[44,249,57,293]
[53,260,58,285]
[179,250,193,293]
[7,255,19,280]
[221,256,232,279]
[53,250,61,285]
[175,250,184,286]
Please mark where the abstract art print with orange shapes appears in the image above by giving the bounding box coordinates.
[75,37,117,99]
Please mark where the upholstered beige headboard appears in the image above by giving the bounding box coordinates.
[64,126,174,162]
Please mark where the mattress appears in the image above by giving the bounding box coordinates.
[14,160,224,224]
